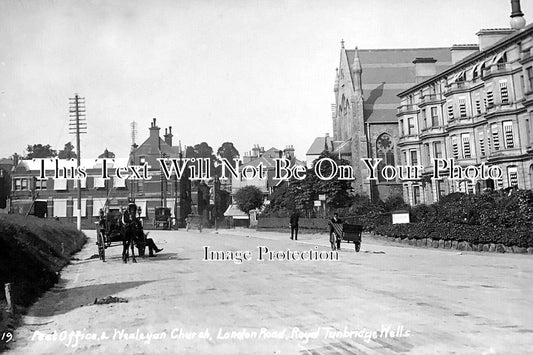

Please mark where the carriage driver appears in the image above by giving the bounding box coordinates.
[122,202,164,257]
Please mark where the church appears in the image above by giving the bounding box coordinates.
[317,41,467,200]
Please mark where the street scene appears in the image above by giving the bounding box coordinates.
[3,0,533,354]
[5,230,533,354]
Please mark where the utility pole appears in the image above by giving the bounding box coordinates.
[69,94,86,231]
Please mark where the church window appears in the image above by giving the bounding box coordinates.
[376,133,395,182]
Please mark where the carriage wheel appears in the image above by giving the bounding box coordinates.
[355,241,361,252]
[97,231,106,262]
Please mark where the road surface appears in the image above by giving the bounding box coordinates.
[5,228,533,354]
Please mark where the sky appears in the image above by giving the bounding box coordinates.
[1,0,533,162]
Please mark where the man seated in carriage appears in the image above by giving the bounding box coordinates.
[122,202,164,257]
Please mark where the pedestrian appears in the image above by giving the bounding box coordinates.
[186,215,191,231]
[289,210,299,240]
[328,213,343,250]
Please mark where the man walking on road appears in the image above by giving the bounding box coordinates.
[289,211,299,240]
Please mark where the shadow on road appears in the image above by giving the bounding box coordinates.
[26,280,155,318]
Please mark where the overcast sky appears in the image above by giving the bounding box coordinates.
[1,0,532,161]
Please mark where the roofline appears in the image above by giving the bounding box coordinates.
[345,47,451,52]
[397,24,533,97]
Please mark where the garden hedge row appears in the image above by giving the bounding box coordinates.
[374,222,533,248]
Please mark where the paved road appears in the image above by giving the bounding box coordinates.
[6,228,533,354]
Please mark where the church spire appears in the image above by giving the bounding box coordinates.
[352,46,363,94]
[334,67,339,92]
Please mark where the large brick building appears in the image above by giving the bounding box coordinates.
[9,118,193,226]
[397,12,533,205]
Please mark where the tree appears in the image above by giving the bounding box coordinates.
[234,186,263,215]
[58,142,77,159]
[217,142,240,162]
[25,144,57,159]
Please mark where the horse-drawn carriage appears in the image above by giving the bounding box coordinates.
[96,204,147,262]
[154,207,171,229]
[329,221,363,252]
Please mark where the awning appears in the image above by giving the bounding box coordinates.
[448,71,465,84]
[491,51,505,65]
[223,204,248,219]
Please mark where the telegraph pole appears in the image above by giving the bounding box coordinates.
[69,94,86,230]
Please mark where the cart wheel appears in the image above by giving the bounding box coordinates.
[97,231,106,262]
[355,241,361,252]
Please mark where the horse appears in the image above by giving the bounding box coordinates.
[121,204,143,263]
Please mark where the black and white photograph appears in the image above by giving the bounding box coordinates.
[1,0,533,353]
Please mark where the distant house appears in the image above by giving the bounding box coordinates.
[232,145,305,199]
[306,133,350,168]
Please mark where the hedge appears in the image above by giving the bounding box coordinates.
[374,222,533,248]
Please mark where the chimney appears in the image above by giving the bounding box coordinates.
[283,145,295,159]
[510,0,526,30]
[164,126,173,146]
[450,44,479,64]
[251,145,260,158]
[149,117,160,143]
[476,28,515,51]
[413,58,438,83]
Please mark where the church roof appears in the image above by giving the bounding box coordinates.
[345,47,452,123]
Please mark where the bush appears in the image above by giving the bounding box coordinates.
[375,221,533,247]
[0,214,87,307]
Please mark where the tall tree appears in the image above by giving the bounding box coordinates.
[217,142,240,162]
[58,142,77,159]
[234,186,263,215]
[25,144,57,159]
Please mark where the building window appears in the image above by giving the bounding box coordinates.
[499,80,509,104]
[475,93,482,115]
[467,181,475,194]
[403,151,408,165]
[408,117,416,135]
[421,109,427,129]
[139,156,146,165]
[413,186,421,205]
[447,101,454,120]
[21,179,28,191]
[451,136,459,159]
[434,141,443,159]
[423,143,431,165]
[478,130,485,156]
[491,124,500,151]
[462,133,471,158]
[399,119,404,136]
[459,97,467,118]
[14,179,21,191]
[36,179,47,190]
[526,117,532,145]
[507,166,518,187]
[486,88,494,106]
[431,107,439,126]
[410,150,418,165]
[437,180,446,199]
[527,67,533,92]
[503,121,514,149]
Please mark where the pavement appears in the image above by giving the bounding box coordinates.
[5,227,533,354]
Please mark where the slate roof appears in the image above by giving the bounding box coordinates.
[345,47,453,123]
